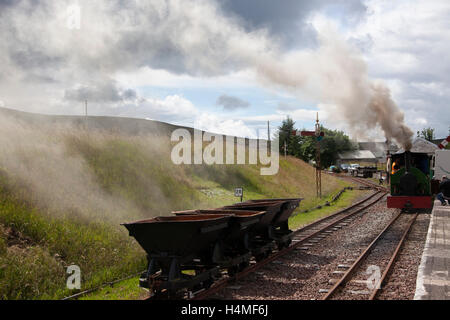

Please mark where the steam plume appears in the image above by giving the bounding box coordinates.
[249,29,414,150]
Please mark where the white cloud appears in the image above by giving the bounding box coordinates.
[99,92,258,139]
[103,94,200,126]
[115,67,257,89]
[195,113,257,138]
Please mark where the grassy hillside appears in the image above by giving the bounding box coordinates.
[0,108,352,299]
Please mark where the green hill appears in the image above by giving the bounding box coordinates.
[0,107,351,299]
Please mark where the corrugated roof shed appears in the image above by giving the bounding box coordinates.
[358,141,399,158]
[395,137,439,155]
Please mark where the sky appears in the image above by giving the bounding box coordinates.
[0,0,449,141]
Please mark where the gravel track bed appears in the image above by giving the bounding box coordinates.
[213,195,401,300]
[328,212,413,300]
[376,212,430,300]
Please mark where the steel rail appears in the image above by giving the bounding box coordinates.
[291,190,381,233]
[190,190,386,300]
[346,176,388,193]
[369,212,419,300]
[62,270,145,300]
[321,209,412,300]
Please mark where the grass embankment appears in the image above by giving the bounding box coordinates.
[0,116,354,299]
[288,188,370,230]
[0,171,145,299]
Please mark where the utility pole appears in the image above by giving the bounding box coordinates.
[314,113,322,198]
[284,140,287,159]
[84,100,88,130]
[292,112,324,198]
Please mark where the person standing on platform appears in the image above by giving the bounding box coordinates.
[437,176,450,206]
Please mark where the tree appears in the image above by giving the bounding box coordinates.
[277,118,356,168]
[420,127,435,142]
[319,127,357,168]
[276,116,301,157]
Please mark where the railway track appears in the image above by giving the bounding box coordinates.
[184,189,387,301]
[342,175,388,192]
[321,210,418,300]
[62,270,145,300]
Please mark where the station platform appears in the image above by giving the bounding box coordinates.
[414,200,450,300]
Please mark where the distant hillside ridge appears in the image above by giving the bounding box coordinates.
[0,106,269,145]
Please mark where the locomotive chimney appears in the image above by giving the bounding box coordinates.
[404,151,412,173]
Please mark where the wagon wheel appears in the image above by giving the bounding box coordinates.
[254,253,266,262]
[255,249,272,261]
[277,238,291,250]
[227,265,239,277]
[238,261,250,271]
[276,242,284,250]
[202,278,214,289]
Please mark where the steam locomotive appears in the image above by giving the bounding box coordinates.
[387,150,433,209]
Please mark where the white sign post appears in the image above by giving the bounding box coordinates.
[234,187,243,202]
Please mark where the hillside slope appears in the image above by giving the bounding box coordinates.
[0,107,350,299]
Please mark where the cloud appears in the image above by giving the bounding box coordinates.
[0,0,272,116]
[216,94,250,110]
[342,0,450,137]
[115,67,257,90]
[219,0,367,48]
[276,102,299,112]
[195,113,257,138]
[64,80,137,103]
[0,0,448,141]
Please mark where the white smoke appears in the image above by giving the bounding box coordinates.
[250,28,414,149]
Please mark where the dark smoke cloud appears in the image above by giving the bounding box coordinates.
[219,0,367,48]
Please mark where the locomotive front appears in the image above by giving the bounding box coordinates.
[387,150,433,209]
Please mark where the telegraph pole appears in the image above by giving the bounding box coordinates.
[84,100,88,130]
[284,140,287,159]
